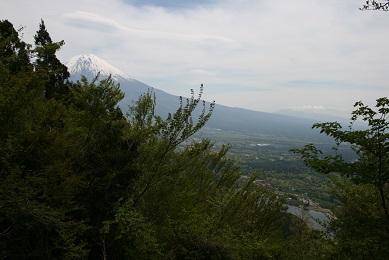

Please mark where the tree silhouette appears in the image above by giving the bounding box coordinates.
[360,0,389,11]
[34,19,69,98]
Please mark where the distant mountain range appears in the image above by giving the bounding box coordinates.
[67,54,328,141]
[276,109,349,124]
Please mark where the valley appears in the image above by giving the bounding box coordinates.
[68,54,350,209]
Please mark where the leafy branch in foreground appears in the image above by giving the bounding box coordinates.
[293,97,389,258]
[294,97,389,216]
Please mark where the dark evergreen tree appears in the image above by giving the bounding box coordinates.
[0,20,31,74]
[34,19,69,98]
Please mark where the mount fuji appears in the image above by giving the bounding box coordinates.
[68,54,179,118]
[67,54,321,139]
[68,54,128,81]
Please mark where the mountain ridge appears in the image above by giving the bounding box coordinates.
[67,54,324,140]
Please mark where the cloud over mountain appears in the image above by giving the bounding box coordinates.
[1,0,388,116]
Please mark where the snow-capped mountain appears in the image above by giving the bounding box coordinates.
[67,54,129,81]
[67,54,178,117]
[66,54,325,140]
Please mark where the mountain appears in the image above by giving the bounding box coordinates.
[277,108,349,124]
[67,54,324,140]
[68,54,182,118]
[68,54,128,80]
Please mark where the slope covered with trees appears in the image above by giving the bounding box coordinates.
[0,20,332,259]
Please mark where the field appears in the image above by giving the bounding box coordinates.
[196,127,354,208]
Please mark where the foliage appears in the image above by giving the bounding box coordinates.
[294,98,389,258]
[329,180,389,259]
[34,19,70,99]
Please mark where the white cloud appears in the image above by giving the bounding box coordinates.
[62,10,236,45]
[63,11,126,31]
[1,0,388,115]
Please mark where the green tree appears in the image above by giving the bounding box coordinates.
[294,97,389,258]
[34,19,69,98]
[0,26,85,258]
[0,20,31,74]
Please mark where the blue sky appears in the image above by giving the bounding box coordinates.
[1,0,388,115]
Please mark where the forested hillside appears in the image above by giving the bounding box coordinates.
[0,19,388,259]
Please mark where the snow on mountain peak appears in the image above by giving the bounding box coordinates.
[67,54,128,80]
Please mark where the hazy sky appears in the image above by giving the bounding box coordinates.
[1,0,388,115]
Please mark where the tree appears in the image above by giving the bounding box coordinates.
[0,23,85,258]
[0,20,31,74]
[360,0,389,11]
[34,19,69,98]
[295,97,389,217]
[294,97,389,258]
